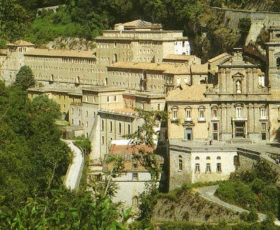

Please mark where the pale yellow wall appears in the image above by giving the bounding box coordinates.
[269,104,280,141]
[168,104,211,140]
[25,56,96,85]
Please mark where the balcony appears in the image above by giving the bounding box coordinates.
[198,117,206,122]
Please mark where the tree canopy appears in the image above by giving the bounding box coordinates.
[14,65,36,90]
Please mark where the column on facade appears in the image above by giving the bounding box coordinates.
[225,69,231,93]
[219,69,225,93]
[221,103,227,135]
[225,104,231,134]
[248,103,254,135]
[246,69,251,94]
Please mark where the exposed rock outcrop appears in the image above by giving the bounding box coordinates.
[152,190,241,223]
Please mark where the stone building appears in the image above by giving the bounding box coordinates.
[106,141,164,211]
[166,27,280,189]
[167,48,276,143]
[0,41,96,87]
[107,60,208,94]
[28,87,82,120]
[168,139,237,190]
[95,19,190,84]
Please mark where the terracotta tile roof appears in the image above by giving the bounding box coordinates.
[107,144,163,172]
[99,107,136,116]
[25,49,96,58]
[108,62,172,71]
[164,54,198,61]
[108,62,208,75]
[7,40,34,47]
[166,84,211,102]
[208,53,231,63]
[110,144,154,156]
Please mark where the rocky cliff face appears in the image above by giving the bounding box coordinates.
[152,190,241,223]
[45,37,96,50]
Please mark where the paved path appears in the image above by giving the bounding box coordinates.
[194,185,274,223]
[63,140,84,191]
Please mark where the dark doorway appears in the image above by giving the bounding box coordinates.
[235,121,245,138]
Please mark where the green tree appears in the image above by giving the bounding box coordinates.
[14,66,35,90]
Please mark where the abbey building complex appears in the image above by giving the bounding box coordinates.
[2,20,280,209]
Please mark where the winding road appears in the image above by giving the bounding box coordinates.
[195,185,280,225]
[63,140,84,191]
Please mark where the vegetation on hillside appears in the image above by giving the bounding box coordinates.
[0,82,130,229]
[215,160,280,217]
[2,0,278,59]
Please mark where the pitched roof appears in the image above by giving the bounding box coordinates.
[7,40,34,47]
[164,54,198,61]
[123,19,152,27]
[108,62,208,75]
[108,62,172,71]
[115,19,162,30]
[167,84,210,102]
[99,108,136,116]
[208,53,231,63]
[25,49,96,58]
[110,144,154,156]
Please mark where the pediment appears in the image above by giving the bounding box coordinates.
[232,72,244,78]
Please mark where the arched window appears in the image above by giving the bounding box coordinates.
[217,156,221,160]
[198,106,205,121]
[206,156,211,160]
[195,156,200,160]
[236,80,241,94]
[179,155,183,171]
[132,196,139,210]
[114,54,118,63]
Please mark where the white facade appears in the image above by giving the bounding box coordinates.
[112,172,152,210]
[190,151,237,183]
[169,139,238,191]
[174,40,191,55]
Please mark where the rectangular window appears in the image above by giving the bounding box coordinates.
[102,120,105,131]
[212,123,218,140]
[206,163,211,173]
[110,121,113,133]
[213,109,217,119]
[260,108,266,119]
[119,123,122,134]
[185,108,191,121]
[261,123,266,140]
[107,96,110,103]
[195,163,200,173]
[114,96,117,102]
[102,136,105,145]
[172,108,178,120]
[198,108,205,121]
[132,172,138,181]
[236,107,242,118]
[216,163,222,173]
[128,124,131,134]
